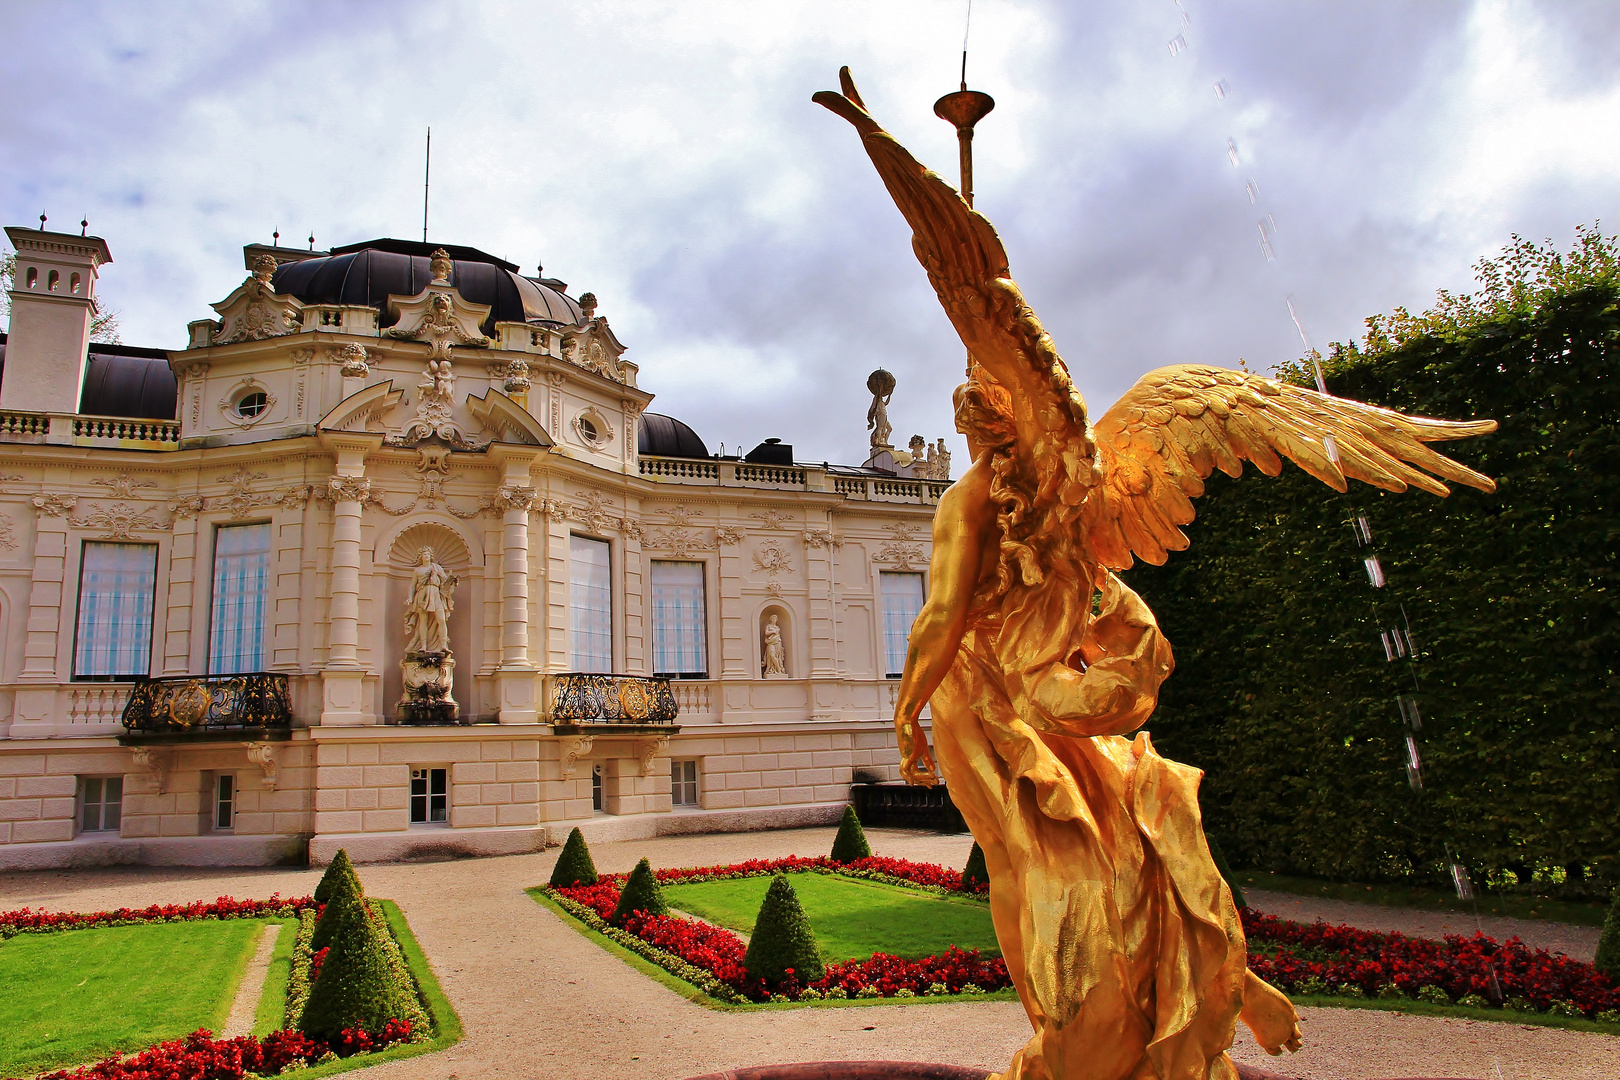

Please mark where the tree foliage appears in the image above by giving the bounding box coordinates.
[742,874,825,984]
[610,857,669,926]
[299,897,422,1039]
[314,849,362,905]
[830,804,872,863]
[310,853,364,953]
[1127,227,1619,894]
[549,827,599,888]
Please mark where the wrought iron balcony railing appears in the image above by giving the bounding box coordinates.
[121,673,294,734]
[550,673,679,726]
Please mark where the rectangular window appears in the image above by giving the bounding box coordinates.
[651,561,707,678]
[671,759,699,807]
[591,763,603,812]
[410,767,447,824]
[73,543,158,680]
[880,571,926,677]
[78,776,123,833]
[569,535,612,673]
[209,523,271,674]
[214,774,235,831]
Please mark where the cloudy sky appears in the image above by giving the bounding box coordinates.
[3,0,1617,465]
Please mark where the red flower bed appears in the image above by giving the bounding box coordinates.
[15,1023,413,1080]
[0,895,316,935]
[1241,909,1620,1019]
[553,861,1007,1002]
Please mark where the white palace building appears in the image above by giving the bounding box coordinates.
[0,225,953,868]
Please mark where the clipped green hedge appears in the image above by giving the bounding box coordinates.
[314,849,362,905]
[742,874,824,983]
[311,858,364,953]
[610,858,669,925]
[831,805,872,863]
[550,827,599,888]
[962,842,989,892]
[299,897,428,1039]
[1127,229,1620,893]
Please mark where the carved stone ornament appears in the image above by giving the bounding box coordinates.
[872,539,926,570]
[387,359,481,449]
[31,493,78,517]
[131,746,168,792]
[638,734,672,777]
[569,490,621,534]
[559,302,629,384]
[715,525,745,546]
[750,509,794,530]
[218,379,277,428]
[336,343,370,378]
[645,526,715,559]
[92,473,157,501]
[752,540,794,596]
[0,514,17,552]
[494,357,531,393]
[430,247,454,284]
[561,735,596,779]
[803,528,843,550]
[385,290,490,362]
[246,742,279,789]
[70,502,172,540]
[209,257,303,345]
[327,476,373,503]
[494,485,538,513]
[217,467,272,520]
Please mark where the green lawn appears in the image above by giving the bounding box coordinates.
[662,872,999,962]
[0,918,266,1077]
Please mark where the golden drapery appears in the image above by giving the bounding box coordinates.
[935,566,1246,1080]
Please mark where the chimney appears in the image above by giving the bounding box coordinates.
[2,225,113,414]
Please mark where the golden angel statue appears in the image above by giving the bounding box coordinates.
[816,69,1496,1080]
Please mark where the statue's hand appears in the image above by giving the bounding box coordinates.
[896,717,939,788]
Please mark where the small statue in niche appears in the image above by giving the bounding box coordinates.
[762,614,788,677]
[398,547,462,724]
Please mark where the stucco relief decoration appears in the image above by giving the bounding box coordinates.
[750,509,794,531]
[31,493,78,517]
[217,467,273,520]
[290,348,314,419]
[561,734,596,779]
[184,362,210,425]
[168,495,208,520]
[715,525,745,546]
[493,357,531,394]
[335,343,370,378]
[495,486,539,513]
[637,734,671,777]
[559,292,629,383]
[430,248,454,283]
[752,539,794,596]
[130,746,168,792]
[218,379,278,429]
[0,514,17,551]
[569,490,623,535]
[69,502,172,540]
[386,290,489,362]
[246,742,279,789]
[803,528,843,550]
[571,408,613,449]
[210,255,302,345]
[872,520,926,570]
[388,357,480,449]
[326,476,372,503]
[645,506,716,557]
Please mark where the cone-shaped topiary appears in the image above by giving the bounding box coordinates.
[830,804,871,863]
[1596,884,1620,980]
[962,841,989,891]
[310,854,365,953]
[549,827,599,888]
[299,896,421,1039]
[609,857,669,926]
[313,848,362,905]
[1206,837,1246,910]
[743,873,824,984]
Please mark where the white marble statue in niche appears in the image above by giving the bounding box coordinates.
[398,547,462,723]
[762,613,788,677]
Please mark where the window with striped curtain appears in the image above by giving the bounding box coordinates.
[569,534,613,672]
[73,542,158,680]
[209,523,271,674]
[880,571,925,677]
[651,560,707,678]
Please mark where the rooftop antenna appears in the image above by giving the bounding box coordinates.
[422,127,432,243]
[933,0,993,207]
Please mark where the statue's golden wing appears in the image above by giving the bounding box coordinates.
[1083,364,1497,569]
[815,69,1095,515]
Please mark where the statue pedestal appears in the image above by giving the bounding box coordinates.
[397,650,463,725]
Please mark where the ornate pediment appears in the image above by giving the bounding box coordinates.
[560,294,629,383]
[208,255,304,345]
[466,387,553,447]
[318,381,407,434]
[384,272,492,361]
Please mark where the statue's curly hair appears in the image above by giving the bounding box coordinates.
[954,371,1042,600]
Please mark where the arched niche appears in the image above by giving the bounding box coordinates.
[758,603,794,679]
[378,519,481,720]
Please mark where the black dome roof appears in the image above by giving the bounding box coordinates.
[272,239,582,334]
[637,412,709,458]
[79,346,177,419]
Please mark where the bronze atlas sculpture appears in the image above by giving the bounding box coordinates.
[812,68,1497,1080]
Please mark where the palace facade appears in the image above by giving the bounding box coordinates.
[0,226,950,867]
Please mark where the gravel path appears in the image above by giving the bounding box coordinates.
[222,922,281,1038]
[1,827,1615,1080]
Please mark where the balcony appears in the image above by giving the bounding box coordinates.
[548,673,680,732]
[636,455,951,504]
[118,672,294,741]
[0,410,180,451]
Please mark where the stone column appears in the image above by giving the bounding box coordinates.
[490,446,542,723]
[318,432,382,727]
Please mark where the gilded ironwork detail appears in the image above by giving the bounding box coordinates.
[121,673,294,733]
[550,673,678,726]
